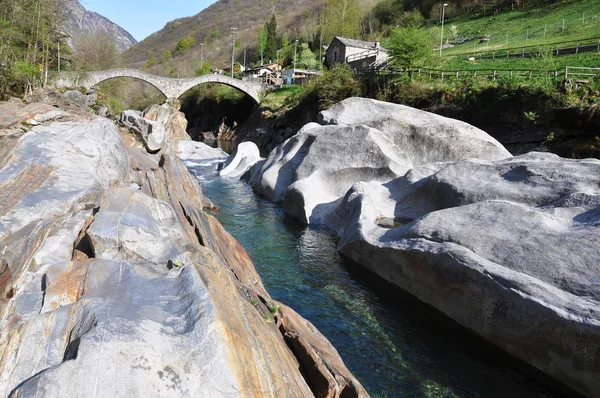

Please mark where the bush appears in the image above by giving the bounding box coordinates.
[176,36,196,53]
[302,64,362,110]
[384,27,434,68]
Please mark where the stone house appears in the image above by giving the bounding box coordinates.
[325,37,389,71]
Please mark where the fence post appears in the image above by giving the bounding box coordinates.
[529,70,532,79]
[510,70,513,79]
[576,42,579,54]
[564,67,568,80]
[493,70,497,79]
[597,40,600,51]
[507,50,510,59]
[456,71,459,79]
[441,71,445,80]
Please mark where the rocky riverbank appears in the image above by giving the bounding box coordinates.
[0,92,367,397]
[212,97,600,397]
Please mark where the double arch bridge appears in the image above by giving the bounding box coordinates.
[54,68,267,103]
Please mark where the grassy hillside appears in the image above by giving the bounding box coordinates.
[122,0,328,77]
[439,0,600,59]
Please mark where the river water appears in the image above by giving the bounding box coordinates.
[191,162,558,398]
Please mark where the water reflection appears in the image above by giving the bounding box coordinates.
[195,165,558,398]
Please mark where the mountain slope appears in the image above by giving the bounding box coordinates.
[123,0,329,77]
[64,0,137,53]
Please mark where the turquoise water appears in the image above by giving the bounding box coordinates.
[192,164,557,398]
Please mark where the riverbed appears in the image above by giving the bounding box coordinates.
[192,163,558,398]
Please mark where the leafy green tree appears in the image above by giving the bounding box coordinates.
[281,33,289,50]
[176,36,196,53]
[159,49,172,64]
[257,27,267,64]
[397,9,425,28]
[384,27,433,68]
[211,30,221,40]
[296,43,318,70]
[322,0,363,43]
[373,0,403,26]
[195,61,212,76]
[265,14,278,62]
[144,57,156,69]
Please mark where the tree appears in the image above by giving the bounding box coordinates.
[71,34,120,71]
[257,27,267,65]
[373,0,403,26]
[322,0,363,44]
[176,36,196,53]
[296,43,319,70]
[159,49,172,64]
[385,27,434,68]
[265,14,278,62]
[195,61,212,76]
[210,30,221,40]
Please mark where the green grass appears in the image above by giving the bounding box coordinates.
[439,0,600,57]
[433,51,600,71]
[260,85,303,110]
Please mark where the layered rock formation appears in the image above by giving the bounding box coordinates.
[0,93,367,397]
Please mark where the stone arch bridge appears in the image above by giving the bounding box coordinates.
[54,68,268,103]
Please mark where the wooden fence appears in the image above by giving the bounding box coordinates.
[363,66,600,83]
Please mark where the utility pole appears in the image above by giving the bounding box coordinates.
[200,43,205,73]
[231,27,237,78]
[293,39,298,83]
[439,3,448,57]
[57,42,60,72]
[243,49,247,70]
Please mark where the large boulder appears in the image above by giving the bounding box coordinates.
[251,99,510,225]
[334,152,600,397]
[142,104,191,141]
[64,90,97,108]
[319,97,511,165]
[120,110,167,153]
[219,141,263,179]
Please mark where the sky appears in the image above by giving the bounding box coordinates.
[81,0,216,42]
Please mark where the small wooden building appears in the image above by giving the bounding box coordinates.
[325,37,389,71]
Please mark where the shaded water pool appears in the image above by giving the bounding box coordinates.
[192,164,558,398]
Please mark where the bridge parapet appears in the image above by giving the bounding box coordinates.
[54,68,268,103]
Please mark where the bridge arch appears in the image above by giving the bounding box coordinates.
[54,68,265,103]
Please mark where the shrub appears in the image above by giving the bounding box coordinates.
[302,64,362,110]
[176,36,196,53]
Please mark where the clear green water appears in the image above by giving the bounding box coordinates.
[192,164,557,398]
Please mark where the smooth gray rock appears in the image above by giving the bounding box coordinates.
[64,90,96,108]
[219,141,262,179]
[120,110,167,152]
[251,98,510,225]
[334,152,600,397]
[319,97,511,165]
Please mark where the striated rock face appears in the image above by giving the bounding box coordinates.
[142,104,191,142]
[0,98,367,397]
[249,98,509,225]
[334,152,600,397]
[63,0,137,53]
[120,110,167,153]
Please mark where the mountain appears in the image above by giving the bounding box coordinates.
[63,0,137,53]
[122,0,330,77]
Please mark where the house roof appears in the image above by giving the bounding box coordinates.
[334,37,380,50]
